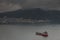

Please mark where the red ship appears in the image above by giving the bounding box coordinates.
[36,31,48,37]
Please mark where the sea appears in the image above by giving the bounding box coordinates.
[0,23,60,40]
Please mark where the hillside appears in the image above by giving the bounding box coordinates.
[0,8,60,21]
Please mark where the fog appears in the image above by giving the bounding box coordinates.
[0,0,60,12]
[0,24,60,40]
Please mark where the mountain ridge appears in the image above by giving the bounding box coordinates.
[0,8,60,21]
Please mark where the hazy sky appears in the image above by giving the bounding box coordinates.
[0,0,60,12]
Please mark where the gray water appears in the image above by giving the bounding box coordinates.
[0,24,60,40]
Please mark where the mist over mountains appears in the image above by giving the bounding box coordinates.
[0,8,60,22]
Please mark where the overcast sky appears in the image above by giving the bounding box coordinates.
[0,0,60,12]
